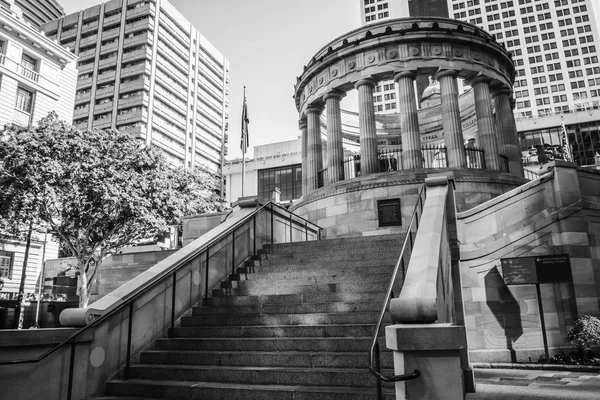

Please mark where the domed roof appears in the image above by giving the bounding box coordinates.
[422,76,440,100]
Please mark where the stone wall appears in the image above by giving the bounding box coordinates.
[458,162,600,362]
[290,169,526,238]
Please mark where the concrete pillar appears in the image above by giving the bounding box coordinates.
[395,71,422,170]
[299,118,308,195]
[324,91,345,184]
[437,70,467,168]
[305,104,324,194]
[493,88,524,177]
[355,78,379,175]
[471,76,500,171]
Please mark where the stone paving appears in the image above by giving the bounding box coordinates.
[466,369,600,399]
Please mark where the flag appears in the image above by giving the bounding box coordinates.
[240,92,249,155]
[561,116,573,162]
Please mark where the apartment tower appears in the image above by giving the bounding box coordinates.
[40,0,230,194]
[10,0,65,27]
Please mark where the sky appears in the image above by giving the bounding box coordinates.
[60,0,361,160]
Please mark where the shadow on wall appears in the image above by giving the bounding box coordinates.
[485,266,524,363]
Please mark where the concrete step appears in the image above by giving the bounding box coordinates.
[106,379,396,400]
[266,234,403,250]
[220,272,393,289]
[212,281,395,297]
[204,291,389,307]
[170,323,381,338]
[180,311,384,327]
[126,364,386,388]
[242,258,402,272]
[154,336,378,352]
[139,350,394,369]
[239,263,398,277]
[265,251,401,263]
[192,301,383,316]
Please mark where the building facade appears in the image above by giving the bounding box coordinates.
[40,0,230,194]
[0,1,77,127]
[11,0,65,28]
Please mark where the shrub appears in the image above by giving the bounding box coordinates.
[567,315,600,357]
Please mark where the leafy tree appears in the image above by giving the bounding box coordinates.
[567,315,600,360]
[0,113,225,307]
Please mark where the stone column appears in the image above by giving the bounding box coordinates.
[395,71,422,170]
[305,104,324,194]
[355,78,379,176]
[324,91,345,184]
[437,70,467,168]
[493,88,524,177]
[471,76,500,171]
[299,118,308,195]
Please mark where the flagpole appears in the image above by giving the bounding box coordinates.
[241,86,246,197]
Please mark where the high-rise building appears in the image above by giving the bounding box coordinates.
[0,0,77,127]
[40,0,230,195]
[10,0,65,28]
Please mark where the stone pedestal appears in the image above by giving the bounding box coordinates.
[386,323,470,400]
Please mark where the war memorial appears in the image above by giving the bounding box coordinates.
[2,16,600,400]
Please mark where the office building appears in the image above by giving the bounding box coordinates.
[0,0,77,127]
[9,0,65,28]
[40,0,230,194]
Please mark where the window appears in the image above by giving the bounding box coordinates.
[258,165,302,202]
[0,251,14,279]
[15,87,34,113]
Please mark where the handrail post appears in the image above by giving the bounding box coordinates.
[66,338,76,400]
[305,221,308,242]
[289,213,293,243]
[270,204,274,245]
[374,341,382,400]
[125,300,133,380]
[253,216,257,255]
[231,228,236,275]
[171,270,176,334]
[204,249,210,306]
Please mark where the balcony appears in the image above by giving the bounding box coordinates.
[92,115,113,129]
[119,77,150,93]
[121,47,152,63]
[101,28,120,41]
[60,27,77,41]
[73,121,89,130]
[120,62,151,79]
[75,91,92,103]
[103,13,122,27]
[98,55,118,69]
[81,21,99,35]
[78,47,96,60]
[123,33,153,49]
[124,18,154,34]
[77,76,93,88]
[126,3,155,20]
[79,34,98,48]
[100,41,119,54]
[78,62,95,75]
[74,105,91,119]
[96,70,116,84]
[118,92,148,109]
[116,109,147,125]
[94,101,114,114]
[17,64,40,83]
[95,86,115,98]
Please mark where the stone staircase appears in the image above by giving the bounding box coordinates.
[93,234,407,400]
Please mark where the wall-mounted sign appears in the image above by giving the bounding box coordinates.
[377,199,402,227]
[501,254,572,285]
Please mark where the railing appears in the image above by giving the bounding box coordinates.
[17,64,40,83]
[368,185,425,398]
[0,201,321,400]
[465,146,486,169]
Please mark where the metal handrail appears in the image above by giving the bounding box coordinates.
[368,185,426,397]
[0,201,321,399]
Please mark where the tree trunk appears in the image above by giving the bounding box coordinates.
[78,260,89,308]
